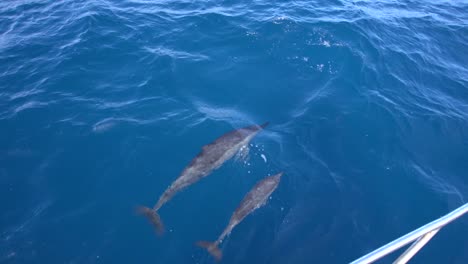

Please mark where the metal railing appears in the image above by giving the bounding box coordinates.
[350,203,468,264]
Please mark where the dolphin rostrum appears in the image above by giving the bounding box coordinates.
[196,172,283,261]
[137,122,269,235]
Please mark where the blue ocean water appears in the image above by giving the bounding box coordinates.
[1,0,468,263]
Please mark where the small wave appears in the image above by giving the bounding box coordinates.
[411,163,465,203]
[91,107,193,133]
[94,96,162,110]
[92,117,143,133]
[192,99,254,126]
[58,34,83,51]
[14,101,47,114]
[0,100,50,119]
[9,88,44,100]
[143,46,209,61]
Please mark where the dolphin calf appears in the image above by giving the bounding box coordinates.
[138,122,269,235]
[196,172,283,261]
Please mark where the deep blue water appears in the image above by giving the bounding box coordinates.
[1,0,468,263]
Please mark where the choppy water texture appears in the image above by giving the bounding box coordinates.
[1,0,468,263]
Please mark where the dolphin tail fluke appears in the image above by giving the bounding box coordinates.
[136,206,165,235]
[259,122,270,129]
[196,240,222,261]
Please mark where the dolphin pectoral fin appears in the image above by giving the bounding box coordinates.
[196,241,222,261]
[136,206,165,236]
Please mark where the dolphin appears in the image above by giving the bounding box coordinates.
[137,122,269,235]
[196,172,283,261]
